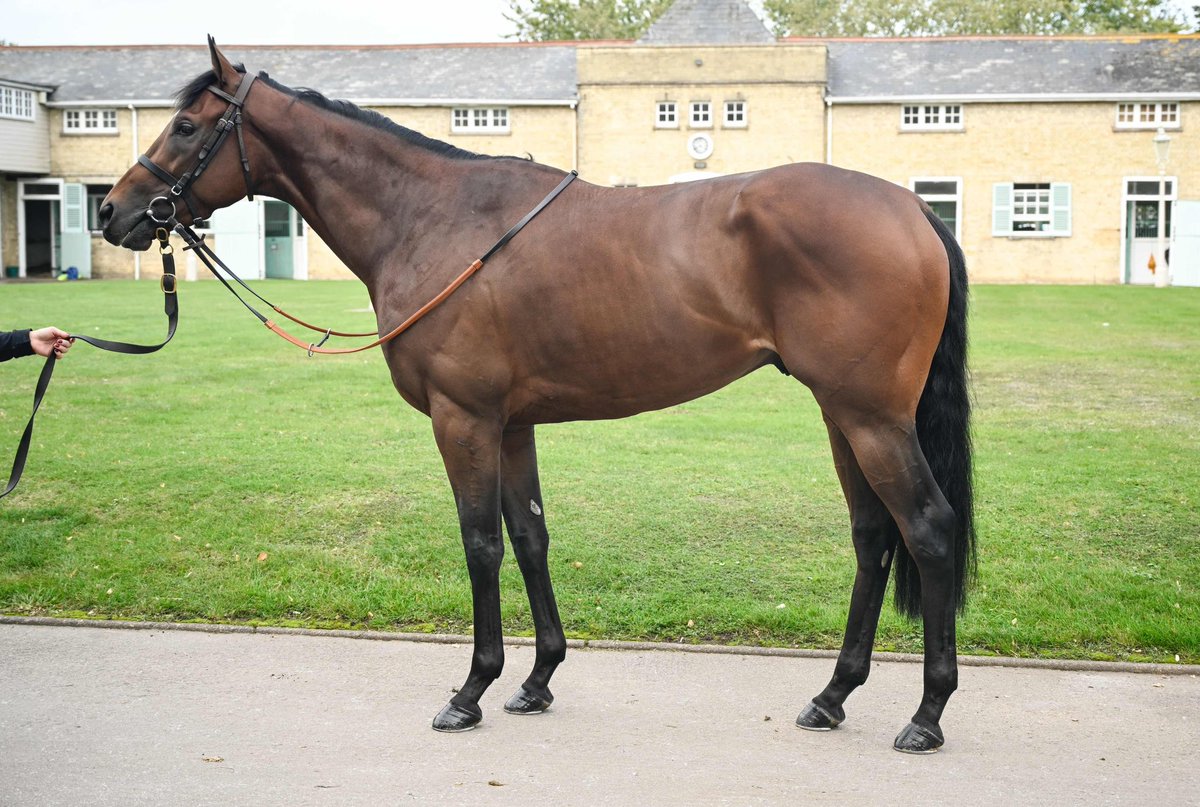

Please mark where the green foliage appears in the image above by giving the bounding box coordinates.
[505,0,674,40]
[1,281,1197,663]
[764,0,1186,36]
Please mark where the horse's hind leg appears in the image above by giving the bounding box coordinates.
[499,425,567,714]
[429,403,506,732]
[797,416,899,732]
[831,412,960,754]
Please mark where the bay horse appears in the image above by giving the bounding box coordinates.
[99,39,975,754]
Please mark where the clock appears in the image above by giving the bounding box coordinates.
[687,133,714,161]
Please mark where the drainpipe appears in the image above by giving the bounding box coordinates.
[824,96,833,165]
[129,104,141,281]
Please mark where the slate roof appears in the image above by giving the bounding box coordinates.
[825,36,1200,99]
[0,44,579,104]
[637,0,775,45]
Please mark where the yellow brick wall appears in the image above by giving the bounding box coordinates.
[1,179,18,275]
[829,101,1200,283]
[577,44,827,185]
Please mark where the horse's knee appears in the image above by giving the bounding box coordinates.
[463,531,504,574]
[904,502,956,569]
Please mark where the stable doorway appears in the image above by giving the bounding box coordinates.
[1123,177,1176,284]
[264,200,306,279]
[16,179,92,279]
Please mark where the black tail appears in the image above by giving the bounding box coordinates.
[892,209,977,619]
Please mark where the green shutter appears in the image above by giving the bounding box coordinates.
[62,182,86,233]
[1051,183,1071,236]
[992,183,1013,236]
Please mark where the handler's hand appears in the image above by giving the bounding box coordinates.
[30,327,74,359]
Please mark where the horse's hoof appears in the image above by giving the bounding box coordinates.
[795,701,843,731]
[432,701,482,733]
[504,685,553,715]
[893,721,944,754]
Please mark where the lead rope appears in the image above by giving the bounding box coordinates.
[2,228,178,500]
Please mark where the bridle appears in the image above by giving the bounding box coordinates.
[138,72,257,226]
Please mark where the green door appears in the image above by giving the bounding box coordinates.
[264,201,293,279]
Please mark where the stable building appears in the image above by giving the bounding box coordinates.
[1,0,1197,285]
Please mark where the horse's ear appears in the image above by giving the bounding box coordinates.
[207,34,236,88]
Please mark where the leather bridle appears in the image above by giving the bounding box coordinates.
[138,72,257,226]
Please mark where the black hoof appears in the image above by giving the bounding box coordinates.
[504,685,554,715]
[432,701,482,733]
[795,701,844,731]
[893,721,944,754]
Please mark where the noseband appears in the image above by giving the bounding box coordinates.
[138,72,257,225]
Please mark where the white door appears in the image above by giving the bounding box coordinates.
[1172,199,1200,287]
[61,182,92,279]
[206,199,263,281]
[1123,177,1176,285]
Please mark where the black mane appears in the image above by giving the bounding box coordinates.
[174,69,504,162]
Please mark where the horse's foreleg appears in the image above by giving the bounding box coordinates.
[797,417,898,732]
[836,417,959,754]
[430,404,505,733]
[499,425,566,715]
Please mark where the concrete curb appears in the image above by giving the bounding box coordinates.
[1,614,1193,676]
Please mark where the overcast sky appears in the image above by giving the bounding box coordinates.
[1,0,1191,46]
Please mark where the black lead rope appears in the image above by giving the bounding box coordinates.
[1,229,178,500]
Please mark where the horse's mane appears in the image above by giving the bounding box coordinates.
[175,68,511,163]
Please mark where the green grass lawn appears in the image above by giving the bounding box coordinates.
[1,279,1197,663]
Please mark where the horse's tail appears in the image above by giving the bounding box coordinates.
[892,209,976,619]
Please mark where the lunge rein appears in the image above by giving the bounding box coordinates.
[2,67,577,497]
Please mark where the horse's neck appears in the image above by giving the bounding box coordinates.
[249,95,454,290]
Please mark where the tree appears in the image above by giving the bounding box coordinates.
[763,0,1187,36]
[505,0,674,41]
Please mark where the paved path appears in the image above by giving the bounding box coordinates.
[1,621,1196,806]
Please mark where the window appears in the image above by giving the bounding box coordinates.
[64,109,118,134]
[0,85,35,121]
[689,101,712,129]
[912,178,962,241]
[86,185,114,231]
[993,182,1071,237]
[656,101,678,129]
[724,100,747,128]
[901,104,963,131]
[1115,102,1180,130]
[451,107,509,133]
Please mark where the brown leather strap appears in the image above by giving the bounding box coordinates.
[264,260,484,355]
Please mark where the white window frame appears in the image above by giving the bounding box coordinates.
[689,101,712,129]
[64,108,118,134]
[1115,101,1181,130]
[450,107,510,134]
[911,177,962,242]
[992,182,1072,238]
[656,101,678,129]
[901,104,964,132]
[723,100,748,129]
[0,85,36,121]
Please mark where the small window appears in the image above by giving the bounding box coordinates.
[912,177,962,242]
[656,101,678,129]
[0,85,36,121]
[723,100,747,128]
[690,101,712,129]
[64,108,118,134]
[993,182,1071,237]
[86,184,114,231]
[901,104,963,132]
[1115,101,1180,130]
[450,107,510,133]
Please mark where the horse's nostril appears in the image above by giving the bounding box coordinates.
[98,202,114,229]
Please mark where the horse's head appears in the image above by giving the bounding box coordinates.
[100,37,258,250]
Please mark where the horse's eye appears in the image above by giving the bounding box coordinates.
[176,121,196,136]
